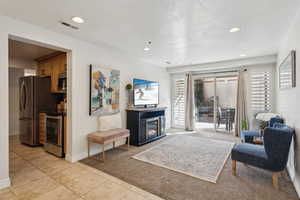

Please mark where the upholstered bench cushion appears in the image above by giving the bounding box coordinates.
[87,128,130,144]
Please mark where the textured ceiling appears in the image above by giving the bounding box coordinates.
[1,0,299,67]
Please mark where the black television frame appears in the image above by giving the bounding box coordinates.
[133,78,159,108]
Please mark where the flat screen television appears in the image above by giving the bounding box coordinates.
[133,78,159,107]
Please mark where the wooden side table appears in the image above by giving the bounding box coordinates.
[253,136,263,145]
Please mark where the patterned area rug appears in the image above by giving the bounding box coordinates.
[133,135,235,183]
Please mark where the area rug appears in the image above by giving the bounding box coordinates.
[132,135,235,183]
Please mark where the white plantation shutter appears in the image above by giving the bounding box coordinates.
[250,71,272,112]
[172,78,185,127]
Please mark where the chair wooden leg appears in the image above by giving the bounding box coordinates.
[102,145,105,162]
[113,141,115,149]
[232,160,237,176]
[272,172,279,189]
[127,136,130,151]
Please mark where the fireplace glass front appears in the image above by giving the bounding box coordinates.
[146,118,160,140]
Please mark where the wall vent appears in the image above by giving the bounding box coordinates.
[60,21,79,30]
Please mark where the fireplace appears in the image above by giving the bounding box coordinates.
[145,117,160,140]
[126,107,166,146]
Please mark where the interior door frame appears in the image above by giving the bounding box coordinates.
[7,34,73,161]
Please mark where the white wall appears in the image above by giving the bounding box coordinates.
[0,29,10,189]
[9,68,24,136]
[167,55,277,74]
[276,8,300,196]
[0,16,171,189]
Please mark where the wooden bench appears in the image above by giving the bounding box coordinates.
[87,128,130,162]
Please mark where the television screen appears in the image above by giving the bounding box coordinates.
[133,79,159,106]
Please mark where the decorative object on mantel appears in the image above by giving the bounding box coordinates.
[279,50,296,89]
[125,83,134,108]
[89,64,120,116]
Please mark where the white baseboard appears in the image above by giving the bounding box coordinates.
[65,154,76,163]
[287,166,300,198]
[72,140,126,162]
[293,177,300,198]
[0,177,11,189]
[286,139,299,198]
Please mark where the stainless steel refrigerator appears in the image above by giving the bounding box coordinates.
[19,76,56,146]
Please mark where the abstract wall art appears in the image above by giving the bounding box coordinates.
[89,65,120,116]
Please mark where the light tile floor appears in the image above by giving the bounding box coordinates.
[0,136,164,200]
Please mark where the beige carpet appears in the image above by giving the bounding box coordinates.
[132,135,235,183]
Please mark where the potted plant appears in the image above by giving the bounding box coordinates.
[241,120,248,130]
[125,83,133,108]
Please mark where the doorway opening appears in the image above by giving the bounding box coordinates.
[194,75,238,133]
[8,37,71,185]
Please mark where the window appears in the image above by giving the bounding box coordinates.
[172,78,185,127]
[250,71,272,112]
[24,69,36,76]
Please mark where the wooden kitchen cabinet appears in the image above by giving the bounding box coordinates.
[37,52,66,93]
[37,61,52,77]
[39,112,47,145]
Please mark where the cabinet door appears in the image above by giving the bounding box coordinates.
[37,63,45,76]
[51,54,66,93]
[44,62,52,76]
[51,58,60,93]
[38,61,52,77]
[39,113,46,145]
[58,54,67,73]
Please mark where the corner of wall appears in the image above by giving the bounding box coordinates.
[0,177,10,190]
[65,154,77,163]
[287,168,300,197]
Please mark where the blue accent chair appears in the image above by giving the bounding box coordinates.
[232,125,294,189]
[240,117,284,143]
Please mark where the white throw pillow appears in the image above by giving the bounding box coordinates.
[98,113,122,131]
[256,113,280,121]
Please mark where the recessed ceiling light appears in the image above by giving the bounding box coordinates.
[240,54,246,57]
[229,27,240,33]
[72,16,85,24]
[144,47,150,51]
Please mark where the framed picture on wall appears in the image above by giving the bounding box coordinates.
[279,50,296,89]
[89,64,120,116]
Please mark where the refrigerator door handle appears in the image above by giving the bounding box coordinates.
[20,80,24,111]
[22,81,27,111]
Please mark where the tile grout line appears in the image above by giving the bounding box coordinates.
[10,143,82,199]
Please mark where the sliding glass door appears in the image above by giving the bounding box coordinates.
[215,76,237,132]
[194,77,216,130]
[194,75,237,133]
